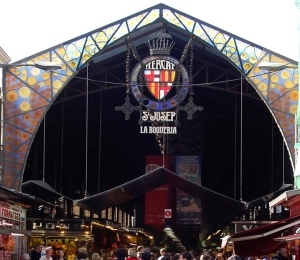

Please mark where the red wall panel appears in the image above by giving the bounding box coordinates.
[144,155,171,229]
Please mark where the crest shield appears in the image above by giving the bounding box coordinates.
[144,69,176,100]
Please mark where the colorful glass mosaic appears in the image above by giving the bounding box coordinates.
[2,4,298,190]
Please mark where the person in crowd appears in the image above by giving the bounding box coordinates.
[54,250,66,260]
[179,252,193,260]
[141,249,152,260]
[22,253,30,260]
[74,247,89,260]
[150,251,156,260]
[137,246,144,259]
[158,249,166,260]
[77,253,88,260]
[126,249,139,260]
[173,253,181,260]
[40,248,53,260]
[227,255,241,260]
[200,253,210,260]
[31,244,43,260]
[92,253,101,260]
[127,248,134,259]
[216,253,225,260]
[188,251,197,260]
[116,248,127,260]
[272,248,289,260]
[162,253,171,260]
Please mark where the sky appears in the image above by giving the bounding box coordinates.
[0,0,299,62]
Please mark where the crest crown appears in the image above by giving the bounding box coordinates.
[146,32,175,56]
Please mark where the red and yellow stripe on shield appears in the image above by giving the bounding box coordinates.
[144,69,176,100]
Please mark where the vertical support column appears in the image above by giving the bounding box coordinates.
[0,67,6,185]
[294,0,300,189]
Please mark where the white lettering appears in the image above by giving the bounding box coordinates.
[141,111,177,122]
[242,225,253,230]
[141,112,148,121]
[148,126,177,134]
[140,126,148,133]
[145,60,175,70]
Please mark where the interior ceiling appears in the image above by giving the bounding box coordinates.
[22,16,293,212]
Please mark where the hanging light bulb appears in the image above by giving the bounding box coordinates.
[55,220,60,228]
[80,220,85,227]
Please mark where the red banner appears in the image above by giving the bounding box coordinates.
[144,155,171,228]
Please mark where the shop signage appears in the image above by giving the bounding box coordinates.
[164,209,172,218]
[140,111,177,134]
[116,32,203,134]
[0,202,26,222]
[141,111,176,122]
[234,222,259,233]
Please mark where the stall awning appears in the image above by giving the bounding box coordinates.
[230,215,300,256]
[0,228,31,236]
[269,189,300,209]
[0,229,10,235]
[274,234,300,241]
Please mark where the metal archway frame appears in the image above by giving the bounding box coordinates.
[2,3,298,190]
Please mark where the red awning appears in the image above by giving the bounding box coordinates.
[230,215,300,256]
[274,234,300,242]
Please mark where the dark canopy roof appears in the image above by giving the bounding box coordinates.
[21,180,72,204]
[75,167,293,221]
[0,185,55,208]
[246,183,293,208]
[75,167,247,217]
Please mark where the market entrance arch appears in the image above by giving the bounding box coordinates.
[2,3,298,191]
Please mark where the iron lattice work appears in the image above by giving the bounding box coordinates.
[2,3,298,190]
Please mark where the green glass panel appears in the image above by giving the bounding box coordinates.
[108,21,129,45]
[127,12,148,31]
[93,31,109,50]
[175,12,195,32]
[163,9,184,29]
[192,22,213,46]
[138,9,160,28]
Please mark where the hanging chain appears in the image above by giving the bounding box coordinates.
[125,36,143,97]
[189,39,194,96]
[115,36,141,120]
[125,47,132,96]
[177,36,203,120]
[175,37,193,94]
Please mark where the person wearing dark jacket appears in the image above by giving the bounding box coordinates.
[141,251,152,260]
[30,244,42,260]
[272,248,289,260]
[116,248,127,260]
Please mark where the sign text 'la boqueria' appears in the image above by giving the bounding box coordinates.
[140,111,177,134]
[140,126,177,134]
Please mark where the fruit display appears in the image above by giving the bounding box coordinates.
[2,235,15,252]
[28,237,78,260]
